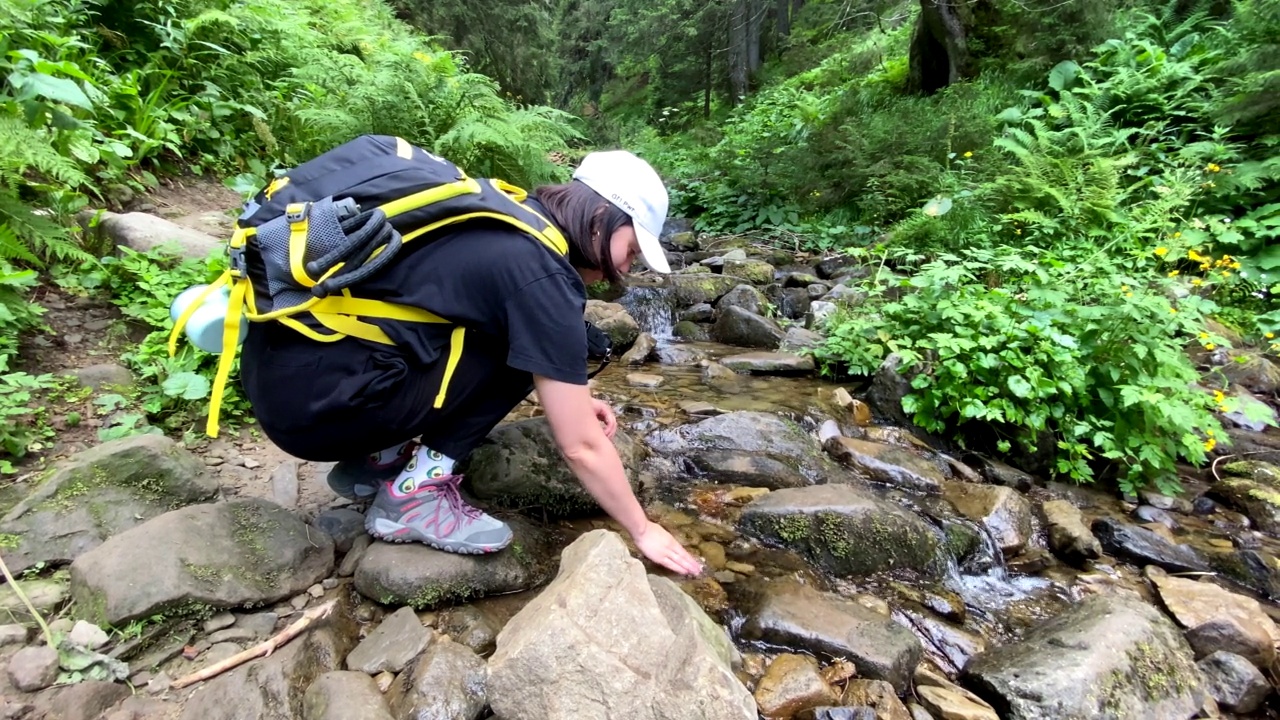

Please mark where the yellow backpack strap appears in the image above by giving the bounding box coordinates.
[167,271,229,357]
[204,225,255,438]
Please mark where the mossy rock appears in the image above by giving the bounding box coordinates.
[460,417,642,518]
[0,435,218,575]
[1210,461,1280,535]
[665,274,740,307]
[353,519,556,610]
[737,484,944,578]
[722,259,776,286]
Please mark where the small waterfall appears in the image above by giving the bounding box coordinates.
[618,285,675,340]
[939,515,1053,612]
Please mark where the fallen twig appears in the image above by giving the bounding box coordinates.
[0,550,55,647]
[171,599,336,689]
[1210,450,1276,483]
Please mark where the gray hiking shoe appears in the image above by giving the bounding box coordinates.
[327,441,417,501]
[364,474,513,554]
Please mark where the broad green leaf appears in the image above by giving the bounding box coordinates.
[1007,375,1034,398]
[24,73,91,109]
[162,372,211,400]
[1048,61,1081,91]
[922,195,953,217]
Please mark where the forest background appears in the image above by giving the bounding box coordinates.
[1,0,1277,493]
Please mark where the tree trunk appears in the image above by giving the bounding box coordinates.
[776,0,790,36]
[746,0,763,77]
[728,0,749,101]
[906,0,997,94]
[704,42,713,118]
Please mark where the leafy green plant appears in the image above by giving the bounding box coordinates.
[0,372,62,473]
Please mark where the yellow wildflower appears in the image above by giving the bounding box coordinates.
[1169,307,1179,314]
[1205,343,1216,350]
[1168,270,1180,277]
[1267,332,1276,339]
[1204,437,1217,452]
[1199,332,1209,339]
[1222,271,1232,278]
[964,151,973,158]
[1207,429,1215,436]
[1191,278,1204,286]
[1231,261,1242,270]
[1173,232,1182,239]
[1121,285,1130,292]
[1125,291,1134,297]
[1154,247,1168,257]
[1207,163,1221,173]
[1200,264,1211,271]
[1188,249,1206,262]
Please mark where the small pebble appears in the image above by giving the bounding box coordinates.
[207,627,256,645]
[204,457,225,467]
[147,672,171,695]
[713,570,739,584]
[375,671,396,692]
[0,625,29,647]
[234,612,278,639]
[68,620,110,649]
[322,578,339,590]
[307,584,325,599]
[244,458,262,469]
[355,605,376,623]
[724,561,756,575]
[626,372,664,388]
[290,595,309,610]
[48,618,74,637]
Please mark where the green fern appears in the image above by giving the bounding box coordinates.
[0,117,92,266]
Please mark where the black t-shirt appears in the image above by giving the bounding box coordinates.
[351,205,590,386]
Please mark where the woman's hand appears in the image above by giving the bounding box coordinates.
[591,398,617,438]
[633,521,704,576]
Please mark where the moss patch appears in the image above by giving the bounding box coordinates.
[228,503,282,590]
[1097,639,1198,716]
[0,533,19,549]
[405,582,478,610]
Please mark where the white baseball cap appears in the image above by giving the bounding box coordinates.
[572,150,671,273]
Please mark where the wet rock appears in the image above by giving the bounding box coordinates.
[657,344,710,364]
[0,625,28,647]
[668,274,741,307]
[824,437,950,495]
[806,283,831,300]
[1138,490,1193,514]
[353,519,554,609]
[867,354,915,430]
[92,210,221,259]
[178,605,358,720]
[688,452,810,490]
[767,285,811,320]
[386,638,487,720]
[70,498,334,625]
[753,654,839,719]
[1040,500,1101,567]
[461,416,641,516]
[68,363,134,391]
[487,530,755,720]
[437,605,499,656]
[716,285,768,317]
[8,645,58,691]
[962,593,1203,720]
[1220,350,1280,394]
[914,668,997,720]
[702,361,741,391]
[739,484,942,578]
[346,606,430,674]
[303,671,393,720]
[0,434,217,575]
[680,303,715,323]
[1196,650,1270,713]
[312,509,365,553]
[898,607,985,676]
[712,306,785,349]
[720,351,815,375]
[648,411,840,485]
[821,284,865,304]
[628,372,665,388]
[1146,566,1277,666]
[815,256,859,280]
[1091,517,1209,573]
[723,259,776,285]
[1211,547,1280,600]
[69,619,110,649]
[738,578,923,691]
[1209,460,1280,535]
[1134,504,1177,529]
[585,300,640,349]
[942,483,1031,556]
[841,680,910,720]
[781,326,825,354]
[622,332,657,364]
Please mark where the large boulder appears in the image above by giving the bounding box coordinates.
[646,411,841,488]
[962,593,1205,719]
[486,530,755,720]
[736,578,922,692]
[1,435,218,574]
[91,210,221,260]
[1146,566,1278,667]
[824,437,951,495]
[353,519,556,609]
[1219,350,1280,395]
[667,274,741,307]
[719,351,815,376]
[585,300,640,350]
[1196,651,1271,714]
[712,306,784,349]
[942,483,1032,557]
[1208,460,1280,535]
[70,498,333,626]
[460,417,641,517]
[737,485,944,578]
[723,258,776,285]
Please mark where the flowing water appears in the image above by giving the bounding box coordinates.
[617,285,675,341]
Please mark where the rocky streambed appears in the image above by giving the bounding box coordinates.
[3,215,1280,719]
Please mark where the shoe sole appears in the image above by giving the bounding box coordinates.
[366,517,511,555]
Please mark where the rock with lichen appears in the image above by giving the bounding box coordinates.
[1208,460,1280,535]
[736,484,943,578]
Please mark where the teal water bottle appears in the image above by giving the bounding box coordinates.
[169,284,248,354]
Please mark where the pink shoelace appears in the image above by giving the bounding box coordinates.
[429,475,481,521]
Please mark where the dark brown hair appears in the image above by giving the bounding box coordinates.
[532,180,632,284]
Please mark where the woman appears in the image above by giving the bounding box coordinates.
[239,149,703,577]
